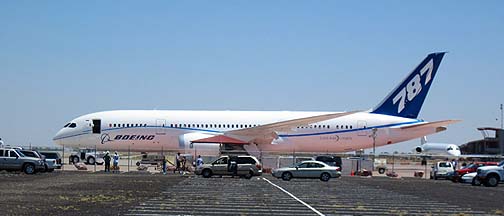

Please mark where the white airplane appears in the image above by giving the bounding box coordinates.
[53,52,459,156]
[415,136,461,157]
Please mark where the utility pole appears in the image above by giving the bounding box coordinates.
[370,128,378,171]
[500,104,503,129]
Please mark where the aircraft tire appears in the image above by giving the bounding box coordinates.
[72,156,80,164]
[378,168,385,174]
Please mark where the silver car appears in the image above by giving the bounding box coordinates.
[272,160,341,181]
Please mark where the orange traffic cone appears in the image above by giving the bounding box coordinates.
[351,169,355,176]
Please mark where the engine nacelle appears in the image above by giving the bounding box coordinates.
[178,133,220,155]
[415,146,423,153]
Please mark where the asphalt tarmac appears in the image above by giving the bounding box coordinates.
[1,171,503,215]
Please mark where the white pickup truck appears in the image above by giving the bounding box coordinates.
[475,160,504,187]
[69,149,105,165]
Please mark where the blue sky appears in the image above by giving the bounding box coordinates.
[1,1,503,152]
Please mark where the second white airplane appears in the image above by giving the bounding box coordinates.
[53,52,458,155]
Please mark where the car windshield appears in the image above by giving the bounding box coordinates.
[465,164,477,169]
[15,149,25,157]
[439,162,451,167]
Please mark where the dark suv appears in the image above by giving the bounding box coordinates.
[314,155,342,171]
[39,152,62,170]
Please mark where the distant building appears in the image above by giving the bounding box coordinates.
[460,127,504,155]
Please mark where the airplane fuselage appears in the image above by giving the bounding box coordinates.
[53,110,440,154]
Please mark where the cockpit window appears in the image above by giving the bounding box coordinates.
[69,123,77,128]
[63,123,71,128]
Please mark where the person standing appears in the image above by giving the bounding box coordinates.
[113,151,120,173]
[162,155,167,175]
[0,138,4,148]
[451,159,458,170]
[174,152,181,173]
[196,155,204,169]
[180,156,186,175]
[103,151,111,172]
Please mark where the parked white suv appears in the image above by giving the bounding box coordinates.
[430,161,454,180]
[475,160,504,187]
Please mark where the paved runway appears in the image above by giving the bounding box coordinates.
[127,176,495,216]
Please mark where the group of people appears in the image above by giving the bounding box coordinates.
[103,151,120,173]
[101,150,204,174]
[161,152,204,175]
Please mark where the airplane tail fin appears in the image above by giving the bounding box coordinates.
[421,136,427,145]
[372,52,446,119]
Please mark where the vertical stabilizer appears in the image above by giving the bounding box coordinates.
[372,52,446,119]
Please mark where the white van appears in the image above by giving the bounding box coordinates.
[430,161,455,180]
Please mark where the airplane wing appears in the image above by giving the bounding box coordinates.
[224,111,361,141]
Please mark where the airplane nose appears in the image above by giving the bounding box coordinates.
[53,129,64,144]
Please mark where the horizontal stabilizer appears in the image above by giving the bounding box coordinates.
[396,120,461,130]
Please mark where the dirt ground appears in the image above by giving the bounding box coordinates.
[0,171,183,216]
[1,170,503,215]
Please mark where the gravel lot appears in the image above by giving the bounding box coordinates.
[0,171,183,216]
[1,171,503,215]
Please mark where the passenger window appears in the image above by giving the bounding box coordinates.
[0,150,4,156]
[237,157,256,164]
[297,163,309,168]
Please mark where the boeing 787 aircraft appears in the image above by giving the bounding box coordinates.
[53,52,458,155]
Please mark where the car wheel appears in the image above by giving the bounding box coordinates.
[378,168,385,174]
[23,164,36,175]
[484,174,500,187]
[281,172,292,181]
[41,164,48,173]
[72,156,80,164]
[244,171,253,179]
[471,177,481,186]
[433,172,438,180]
[202,169,212,178]
[87,157,96,165]
[320,172,331,182]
